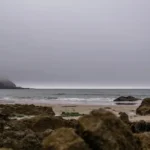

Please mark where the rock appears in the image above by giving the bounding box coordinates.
[133,120,147,133]
[0,112,9,133]
[114,96,139,102]
[135,132,150,150]
[64,119,79,129]
[136,98,150,115]
[0,130,42,150]
[0,120,5,133]
[115,102,137,105]
[31,116,78,132]
[7,115,78,133]
[2,130,26,140]
[0,113,9,121]
[0,104,55,116]
[119,112,130,124]
[77,108,141,150]
[131,121,150,133]
[42,129,53,138]
[0,148,13,150]
[7,118,33,131]
[20,133,41,150]
[31,116,66,132]
[42,128,91,150]
[2,137,18,149]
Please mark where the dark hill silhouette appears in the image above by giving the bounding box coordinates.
[0,80,26,89]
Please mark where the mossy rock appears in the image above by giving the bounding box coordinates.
[0,104,55,117]
[135,132,150,150]
[136,98,150,115]
[77,108,141,150]
[42,128,91,150]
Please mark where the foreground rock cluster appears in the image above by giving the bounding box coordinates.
[0,98,150,150]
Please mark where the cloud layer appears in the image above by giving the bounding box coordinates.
[0,0,150,88]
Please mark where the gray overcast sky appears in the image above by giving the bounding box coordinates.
[0,0,150,88]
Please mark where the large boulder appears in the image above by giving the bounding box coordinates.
[42,128,90,150]
[136,98,150,115]
[77,108,141,150]
[114,96,139,102]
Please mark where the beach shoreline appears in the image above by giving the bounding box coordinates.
[1,100,149,122]
[33,103,150,122]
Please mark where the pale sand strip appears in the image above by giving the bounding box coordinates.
[37,104,150,122]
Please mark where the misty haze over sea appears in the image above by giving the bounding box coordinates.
[0,1,150,106]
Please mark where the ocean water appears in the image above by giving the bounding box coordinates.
[0,89,149,105]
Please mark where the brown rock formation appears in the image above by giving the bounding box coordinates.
[136,98,150,115]
[77,108,141,150]
[42,128,90,150]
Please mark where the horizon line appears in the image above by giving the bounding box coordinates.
[22,86,150,90]
[17,83,150,90]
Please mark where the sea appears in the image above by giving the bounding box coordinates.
[0,89,149,106]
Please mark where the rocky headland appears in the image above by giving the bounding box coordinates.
[0,80,27,89]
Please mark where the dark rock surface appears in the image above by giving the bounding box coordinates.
[0,104,55,116]
[119,112,130,124]
[77,108,141,150]
[31,116,78,132]
[136,98,150,115]
[131,120,150,133]
[0,130,41,150]
[114,96,139,102]
[0,148,13,150]
[135,132,150,150]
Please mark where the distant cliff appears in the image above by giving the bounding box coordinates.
[0,80,24,89]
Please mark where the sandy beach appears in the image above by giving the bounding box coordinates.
[37,104,150,122]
